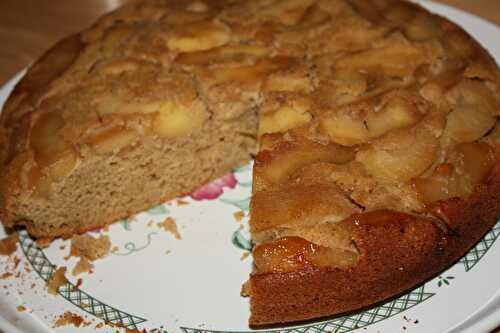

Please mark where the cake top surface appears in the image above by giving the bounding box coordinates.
[1,0,499,267]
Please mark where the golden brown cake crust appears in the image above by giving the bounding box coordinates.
[249,161,500,325]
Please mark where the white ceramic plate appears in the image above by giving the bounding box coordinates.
[1,2,499,333]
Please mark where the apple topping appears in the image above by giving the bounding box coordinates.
[174,44,269,66]
[167,20,231,52]
[357,122,440,183]
[31,112,79,180]
[441,80,498,144]
[96,96,162,116]
[186,1,208,13]
[152,100,207,138]
[29,112,79,195]
[95,93,207,139]
[443,104,496,143]
[255,139,355,187]
[444,28,477,59]
[404,12,442,41]
[333,35,426,78]
[101,24,136,57]
[250,184,361,239]
[260,0,317,26]
[263,58,312,93]
[414,142,494,204]
[320,95,423,146]
[253,236,358,273]
[86,126,139,154]
[96,58,142,75]
[210,56,293,85]
[258,106,312,137]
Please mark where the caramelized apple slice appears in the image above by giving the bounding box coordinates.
[413,164,454,204]
[258,106,312,137]
[29,112,79,196]
[253,236,358,274]
[452,80,498,111]
[175,44,269,66]
[211,56,293,85]
[263,60,312,93]
[101,24,136,56]
[152,100,207,138]
[167,20,231,52]
[320,111,369,146]
[333,36,426,78]
[255,139,355,187]
[404,12,442,41]
[442,80,498,144]
[96,97,164,116]
[357,122,440,183]
[250,184,360,241]
[450,142,494,194]
[414,142,494,203]
[444,28,477,59]
[95,58,142,75]
[260,0,316,26]
[86,126,140,154]
[321,95,423,146]
[443,104,496,143]
[31,111,79,178]
[31,112,67,166]
[43,151,79,182]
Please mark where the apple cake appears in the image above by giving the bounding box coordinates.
[1,0,500,326]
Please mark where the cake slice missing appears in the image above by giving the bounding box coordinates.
[1,0,500,326]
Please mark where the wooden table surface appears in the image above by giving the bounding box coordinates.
[0,0,499,332]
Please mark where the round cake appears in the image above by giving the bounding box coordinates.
[0,0,499,326]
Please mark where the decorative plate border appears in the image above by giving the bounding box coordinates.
[18,231,146,330]
[17,180,500,333]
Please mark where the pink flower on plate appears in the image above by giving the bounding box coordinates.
[190,173,238,200]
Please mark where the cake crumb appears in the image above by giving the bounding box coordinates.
[72,257,94,276]
[240,252,250,261]
[158,217,182,240]
[1,272,13,279]
[74,278,83,290]
[0,234,18,255]
[35,237,52,248]
[176,199,189,206]
[13,256,21,269]
[47,267,68,295]
[240,280,251,297]
[233,210,245,222]
[16,305,27,312]
[70,234,111,261]
[53,311,85,328]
